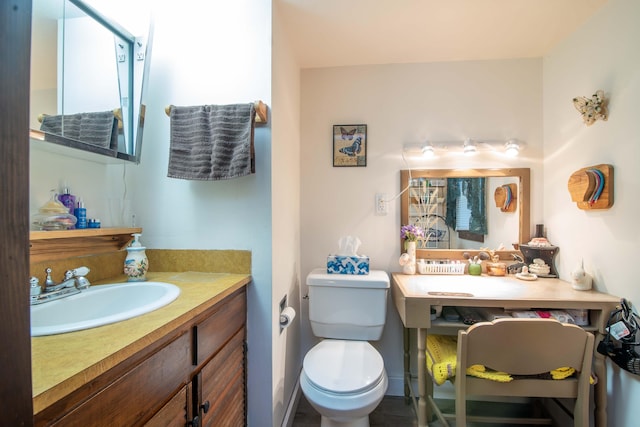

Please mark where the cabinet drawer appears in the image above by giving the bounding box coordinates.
[195,289,246,365]
[200,328,245,427]
[52,331,191,427]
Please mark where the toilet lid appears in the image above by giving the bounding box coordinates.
[303,340,385,394]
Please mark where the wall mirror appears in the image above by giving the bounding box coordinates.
[401,168,530,260]
[30,0,152,163]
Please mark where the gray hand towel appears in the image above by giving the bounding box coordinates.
[167,103,256,180]
[40,111,118,149]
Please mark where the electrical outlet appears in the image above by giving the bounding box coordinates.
[375,193,388,215]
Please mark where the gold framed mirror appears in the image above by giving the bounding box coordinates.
[400,168,530,260]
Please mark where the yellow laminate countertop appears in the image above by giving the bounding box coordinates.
[31,271,251,414]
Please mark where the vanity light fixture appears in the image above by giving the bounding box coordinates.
[463,139,477,155]
[403,138,524,158]
[504,140,520,157]
[421,143,435,158]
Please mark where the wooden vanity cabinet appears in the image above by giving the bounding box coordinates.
[145,384,191,427]
[36,287,247,427]
[44,330,192,426]
[191,289,247,427]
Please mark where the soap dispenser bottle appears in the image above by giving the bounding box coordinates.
[124,233,148,282]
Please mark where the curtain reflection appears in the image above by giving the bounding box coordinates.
[445,178,487,236]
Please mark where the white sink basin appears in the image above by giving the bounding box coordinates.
[404,275,528,298]
[31,282,180,336]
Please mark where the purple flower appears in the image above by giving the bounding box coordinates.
[401,224,425,241]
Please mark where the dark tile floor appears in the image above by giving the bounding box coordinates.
[292,394,418,427]
[292,395,546,427]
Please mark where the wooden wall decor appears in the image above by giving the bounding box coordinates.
[494,183,517,212]
[567,164,614,210]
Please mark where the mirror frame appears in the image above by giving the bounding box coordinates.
[400,168,530,260]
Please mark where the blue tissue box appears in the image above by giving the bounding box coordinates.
[327,255,370,275]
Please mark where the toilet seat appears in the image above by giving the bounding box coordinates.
[303,339,385,395]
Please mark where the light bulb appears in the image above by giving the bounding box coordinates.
[505,140,520,157]
[421,144,435,157]
[463,139,477,155]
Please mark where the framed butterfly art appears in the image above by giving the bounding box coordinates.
[332,124,367,167]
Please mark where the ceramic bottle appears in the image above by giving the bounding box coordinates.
[124,233,148,282]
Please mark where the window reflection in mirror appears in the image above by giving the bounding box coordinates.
[30,0,152,163]
[401,168,530,260]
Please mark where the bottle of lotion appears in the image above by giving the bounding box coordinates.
[57,186,76,217]
[124,233,148,282]
[75,199,87,229]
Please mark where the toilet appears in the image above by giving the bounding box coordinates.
[300,268,390,427]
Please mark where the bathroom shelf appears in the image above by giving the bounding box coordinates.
[30,227,141,263]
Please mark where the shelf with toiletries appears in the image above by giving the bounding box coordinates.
[30,227,142,263]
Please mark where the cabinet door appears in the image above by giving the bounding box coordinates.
[198,328,246,427]
[144,383,190,427]
[50,331,191,427]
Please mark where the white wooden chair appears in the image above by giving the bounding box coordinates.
[437,318,595,426]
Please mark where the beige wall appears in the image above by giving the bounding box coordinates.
[300,58,543,395]
[271,1,303,425]
[543,0,640,425]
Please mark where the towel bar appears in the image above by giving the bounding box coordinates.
[164,100,267,124]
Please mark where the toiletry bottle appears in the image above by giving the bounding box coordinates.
[57,186,76,217]
[124,233,148,282]
[75,199,87,229]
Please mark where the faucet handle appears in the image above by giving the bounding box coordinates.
[71,266,90,277]
[30,277,42,296]
[44,267,55,287]
[64,266,90,279]
[64,266,91,290]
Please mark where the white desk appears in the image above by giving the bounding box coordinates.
[391,273,620,427]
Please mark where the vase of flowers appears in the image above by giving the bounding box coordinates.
[401,225,424,275]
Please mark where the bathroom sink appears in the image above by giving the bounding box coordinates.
[31,282,180,336]
[403,275,528,298]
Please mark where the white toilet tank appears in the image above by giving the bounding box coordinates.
[306,268,390,340]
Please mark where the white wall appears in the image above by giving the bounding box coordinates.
[130,2,272,425]
[271,2,302,425]
[300,59,543,395]
[543,0,640,425]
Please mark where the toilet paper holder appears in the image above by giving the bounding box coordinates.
[279,294,296,331]
[279,307,296,330]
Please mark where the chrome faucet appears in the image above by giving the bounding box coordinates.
[30,266,91,305]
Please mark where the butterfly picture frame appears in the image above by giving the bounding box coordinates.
[333,124,367,167]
